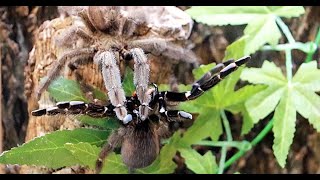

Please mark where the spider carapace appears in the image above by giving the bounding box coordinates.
[32,55,250,173]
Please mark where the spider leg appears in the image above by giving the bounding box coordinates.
[31,101,115,118]
[54,25,94,48]
[162,56,251,102]
[94,51,128,121]
[156,92,192,120]
[95,127,125,174]
[129,48,151,121]
[129,38,199,66]
[35,48,96,99]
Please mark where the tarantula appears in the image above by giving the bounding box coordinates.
[35,6,198,123]
[32,56,250,173]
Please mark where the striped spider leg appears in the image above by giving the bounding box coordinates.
[154,56,251,117]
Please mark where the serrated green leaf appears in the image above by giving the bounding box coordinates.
[243,15,281,55]
[48,77,88,102]
[181,108,222,143]
[224,84,267,109]
[293,61,320,92]
[241,106,255,135]
[241,61,286,86]
[78,115,120,130]
[292,85,320,131]
[187,6,304,58]
[0,129,110,169]
[245,86,284,123]
[64,143,128,174]
[123,67,135,96]
[179,149,217,174]
[101,153,128,174]
[64,142,99,169]
[272,88,296,168]
[271,6,305,18]
[186,6,267,26]
[224,36,247,60]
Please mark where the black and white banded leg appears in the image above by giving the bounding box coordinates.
[162,56,251,102]
[31,101,115,118]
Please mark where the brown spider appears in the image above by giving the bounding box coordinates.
[35,6,198,123]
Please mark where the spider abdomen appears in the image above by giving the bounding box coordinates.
[121,121,160,169]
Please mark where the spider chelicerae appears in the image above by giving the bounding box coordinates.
[31,5,250,174]
[32,54,250,173]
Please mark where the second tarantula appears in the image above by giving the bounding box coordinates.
[36,6,197,123]
[32,56,250,173]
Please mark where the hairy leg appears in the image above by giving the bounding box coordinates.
[95,127,125,174]
[129,38,199,66]
[94,51,128,121]
[35,48,96,99]
[130,48,151,121]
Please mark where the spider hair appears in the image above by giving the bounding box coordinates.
[130,48,150,120]
[95,51,127,121]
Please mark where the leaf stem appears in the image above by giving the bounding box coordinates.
[285,49,293,81]
[276,16,294,81]
[275,17,295,44]
[218,110,233,174]
[223,119,274,170]
[194,140,251,151]
[220,110,232,141]
[305,27,320,63]
[261,42,316,53]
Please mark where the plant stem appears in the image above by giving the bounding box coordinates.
[275,17,295,44]
[305,27,320,63]
[221,110,232,141]
[276,16,294,81]
[195,140,251,151]
[261,42,316,53]
[218,110,233,174]
[285,49,293,81]
[223,119,274,170]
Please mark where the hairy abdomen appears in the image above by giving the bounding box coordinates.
[121,122,159,169]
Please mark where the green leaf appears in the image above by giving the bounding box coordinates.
[48,77,88,102]
[241,106,255,135]
[92,88,107,100]
[64,143,128,174]
[241,61,286,86]
[292,85,320,131]
[272,88,296,168]
[179,148,217,174]
[243,15,282,55]
[224,36,247,60]
[187,6,304,58]
[0,129,110,169]
[181,108,222,143]
[245,86,284,123]
[78,115,120,130]
[101,153,128,174]
[293,61,320,92]
[123,67,135,96]
[271,6,305,18]
[224,84,267,109]
[186,6,267,26]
